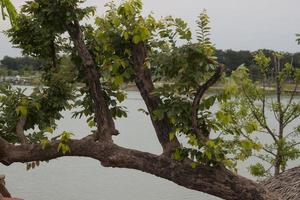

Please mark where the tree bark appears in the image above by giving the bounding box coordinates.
[191,64,225,142]
[0,136,280,200]
[15,117,27,144]
[130,42,180,154]
[66,21,117,141]
[0,176,10,198]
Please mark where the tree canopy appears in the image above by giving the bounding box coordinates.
[0,1,300,200]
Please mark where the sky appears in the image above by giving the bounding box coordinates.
[0,0,300,58]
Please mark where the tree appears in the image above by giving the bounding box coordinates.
[0,1,299,200]
[219,51,300,177]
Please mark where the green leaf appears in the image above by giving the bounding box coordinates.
[31,2,39,9]
[60,131,74,142]
[58,143,71,154]
[116,92,125,102]
[123,31,129,40]
[173,149,184,161]
[248,163,267,177]
[43,127,54,134]
[133,35,141,44]
[41,139,49,149]
[88,119,96,128]
[113,76,124,86]
[169,131,175,141]
[16,105,28,116]
[244,121,258,134]
[191,162,198,169]
[216,111,232,124]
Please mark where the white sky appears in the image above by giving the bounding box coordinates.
[1,0,300,58]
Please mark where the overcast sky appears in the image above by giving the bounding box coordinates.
[1,0,300,58]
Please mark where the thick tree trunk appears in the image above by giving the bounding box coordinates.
[131,43,180,154]
[66,21,117,141]
[0,136,280,200]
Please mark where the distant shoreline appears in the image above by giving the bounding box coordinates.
[7,82,300,94]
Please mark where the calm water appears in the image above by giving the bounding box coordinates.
[1,89,300,200]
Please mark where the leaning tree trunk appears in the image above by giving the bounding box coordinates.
[0,137,281,200]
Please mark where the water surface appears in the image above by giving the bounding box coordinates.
[1,90,300,200]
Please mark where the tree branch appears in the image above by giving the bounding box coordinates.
[15,117,27,144]
[0,135,278,200]
[0,175,11,198]
[130,42,180,154]
[242,87,278,144]
[191,64,225,142]
[282,80,299,115]
[66,21,117,141]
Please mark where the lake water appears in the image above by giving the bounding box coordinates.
[1,90,300,200]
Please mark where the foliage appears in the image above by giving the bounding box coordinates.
[3,49,300,79]
[0,58,76,144]
[1,0,300,181]
[0,56,44,71]
[220,51,300,176]
[296,34,300,45]
[57,131,73,154]
[0,0,17,25]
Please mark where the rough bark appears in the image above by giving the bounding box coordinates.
[191,64,225,142]
[130,42,180,154]
[0,175,10,198]
[0,136,278,200]
[66,21,117,141]
[15,117,27,144]
[0,184,10,198]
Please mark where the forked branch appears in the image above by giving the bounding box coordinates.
[66,21,117,141]
[192,64,225,142]
[130,42,180,154]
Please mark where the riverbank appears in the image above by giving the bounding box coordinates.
[6,82,300,95]
[124,83,300,94]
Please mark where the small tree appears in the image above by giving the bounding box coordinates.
[220,51,300,177]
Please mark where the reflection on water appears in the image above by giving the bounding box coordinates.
[1,89,300,200]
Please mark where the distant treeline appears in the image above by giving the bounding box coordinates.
[1,49,300,79]
[216,49,300,79]
[0,56,44,71]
